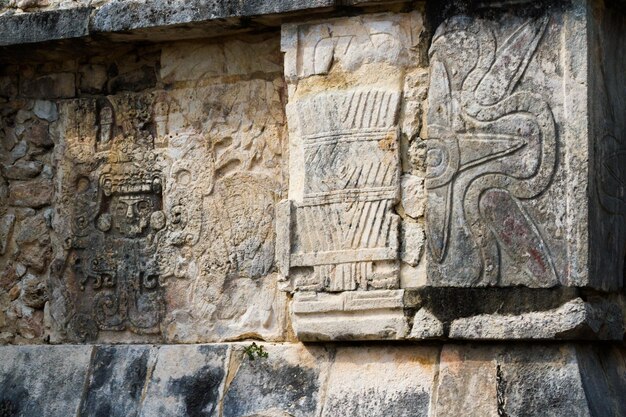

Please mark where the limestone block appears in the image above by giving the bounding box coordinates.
[408,308,444,339]
[278,11,425,341]
[160,37,281,84]
[20,73,75,99]
[290,290,408,341]
[400,173,425,219]
[430,344,591,417]
[401,221,425,267]
[80,345,156,417]
[222,343,330,417]
[78,65,108,95]
[449,298,624,341]
[32,100,58,122]
[0,343,624,416]
[46,37,287,344]
[0,345,92,417]
[424,1,626,291]
[8,178,53,207]
[0,214,15,256]
[576,345,626,416]
[320,346,437,417]
[2,159,43,180]
[140,345,228,417]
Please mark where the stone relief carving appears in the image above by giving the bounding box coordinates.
[426,16,559,287]
[278,12,424,340]
[282,88,401,293]
[59,96,170,339]
[53,77,286,342]
[284,12,423,80]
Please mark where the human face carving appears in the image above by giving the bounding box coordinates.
[111,194,155,237]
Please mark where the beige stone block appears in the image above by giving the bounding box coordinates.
[321,346,438,417]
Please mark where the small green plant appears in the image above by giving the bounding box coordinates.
[243,342,268,360]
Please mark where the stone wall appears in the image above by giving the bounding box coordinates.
[2,342,625,417]
[1,0,625,415]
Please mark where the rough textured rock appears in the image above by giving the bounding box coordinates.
[223,344,329,417]
[0,7,91,46]
[8,178,53,207]
[0,4,625,416]
[449,298,624,340]
[408,308,444,339]
[80,345,154,417]
[140,345,228,416]
[39,36,287,344]
[431,344,591,417]
[320,346,437,417]
[0,343,624,417]
[0,345,92,417]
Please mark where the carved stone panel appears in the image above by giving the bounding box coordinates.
[279,12,425,340]
[424,5,609,288]
[47,37,287,343]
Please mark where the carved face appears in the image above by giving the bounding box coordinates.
[110,194,155,237]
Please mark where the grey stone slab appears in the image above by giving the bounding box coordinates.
[0,8,91,46]
[431,344,593,417]
[222,343,330,417]
[90,0,333,33]
[0,0,410,47]
[0,345,92,417]
[448,298,624,341]
[320,346,437,417]
[588,0,626,291]
[576,345,626,417]
[80,345,155,417]
[139,345,229,417]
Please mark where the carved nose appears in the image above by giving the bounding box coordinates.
[126,204,135,219]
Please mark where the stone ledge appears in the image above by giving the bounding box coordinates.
[0,0,411,47]
[0,7,91,46]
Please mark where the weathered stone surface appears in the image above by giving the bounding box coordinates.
[8,178,53,207]
[588,0,626,292]
[278,11,425,341]
[20,73,75,99]
[401,221,425,267]
[0,343,622,417]
[431,344,591,417]
[223,343,329,417]
[291,290,408,341]
[0,214,15,256]
[400,174,425,219]
[20,273,47,309]
[0,7,91,46]
[78,64,108,95]
[160,37,281,84]
[2,159,43,180]
[140,345,228,417]
[408,308,444,339]
[32,100,57,122]
[576,345,626,416]
[0,345,92,417]
[320,346,436,417]
[424,2,610,290]
[449,298,624,340]
[46,36,287,344]
[80,345,154,417]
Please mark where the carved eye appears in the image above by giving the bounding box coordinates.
[137,200,150,214]
[116,202,127,216]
